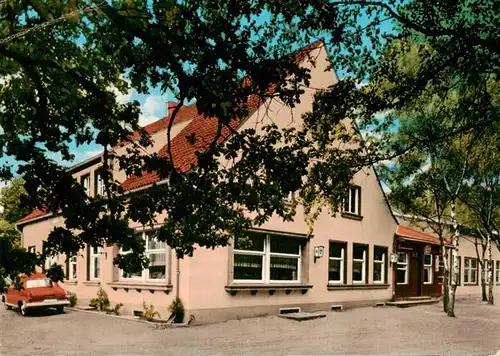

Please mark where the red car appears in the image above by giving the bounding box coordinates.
[2,273,69,316]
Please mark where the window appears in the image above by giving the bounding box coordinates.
[95,173,105,196]
[464,258,478,285]
[233,232,302,283]
[121,230,167,281]
[27,278,52,289]
[328,241,346,284]
[44,256,57,271]
[424,254,433,284]
[343,186,361,215]
[373,246,387,284]
[27,246,36,254]
[68,256,77,280]
[495,261,500,285]
[352,244,367,284]
[397,252,409,284]
[89,246,101,280]
[81,174,90,196]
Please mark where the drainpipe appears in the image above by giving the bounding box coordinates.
[175,250,180,299]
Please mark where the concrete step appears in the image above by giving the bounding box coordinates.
[406,296,433,301]
[278,311,327,321]
[386,298,440,308]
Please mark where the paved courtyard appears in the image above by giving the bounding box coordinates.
[1,296,499,356]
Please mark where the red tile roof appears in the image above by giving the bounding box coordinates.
[121,40,324,191]
[115,102,198,147]
[18,208,48,223]
[396,225,450,246]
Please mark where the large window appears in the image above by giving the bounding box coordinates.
[95,173,105,196]
[68,256,77,280]
[121,230,167,281]
[328,241,346,284]
[424,254,433,284]
[496,261,500,284]
[81,174,90,196]
[397,252,409,285]
[44,255,57,271]
[89,246,101,280]
[343,186,361,216]
[352,244,367,284]
[373,246,387,284]
[233,232,302,283]
[464,258,478,285]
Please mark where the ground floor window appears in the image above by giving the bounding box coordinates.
[352,244,367,283]
[464,258,478,285]
[68,256,77,280]
[89,246,101,280]
[423,254,433,284]
[328,241,346,284]
[44,256,57,271]
[121,230,167,281]
[233,231,302,283]
[496,261,500,284]
[27,246,36,254]
[373,246,387,284]
[397,252,409,285]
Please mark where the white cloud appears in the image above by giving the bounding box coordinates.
[138,114,159,127]
[142,95,165,116]
[111,83,134,105]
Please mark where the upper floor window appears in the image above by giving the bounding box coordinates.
[397,252,409,285]
[424,254,433,284]
[328,241,346,284]
[121,230,167,281]
[343,186,361,216]
[464,258,478,285]
[373,246,387,284]
[81,174,90,196]
[352,244,367,283]
[233,232,302,283]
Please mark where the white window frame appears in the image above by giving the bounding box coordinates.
[89,246,101,281]
[81,174,90,196]
[352,244,367,284]
[27,246,36,254]
[68,256,77,280]
[233,233,301,284]
[496,261,500,285]
[343,186,360,215]
[120,230,168,282]
[328,242,345,284]
[96,173,105,196]
[44,256,57,271]
[397,252,409,285]
[464,258,478,285]
[423,254,433,284]
[373,247,386,284]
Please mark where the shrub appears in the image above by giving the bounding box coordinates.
[140,301,160,321]
[168,297,185,324]
[46,263,65,283]
[89,287,110,311]
[68,292,77,307]
[106,303,123,316]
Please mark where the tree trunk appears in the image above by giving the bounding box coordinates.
[441,247,449,313]
[480,264,487,302]
[487,234,494,305]
[447,199,460,317]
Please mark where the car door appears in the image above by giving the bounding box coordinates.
[6,285,19,306]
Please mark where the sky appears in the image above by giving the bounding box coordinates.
[1,6,397,185]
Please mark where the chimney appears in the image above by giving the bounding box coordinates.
[167,101,179,117]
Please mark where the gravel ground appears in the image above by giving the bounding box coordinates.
[0,296,499,356]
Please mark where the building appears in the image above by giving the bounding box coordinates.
[15,40,500,324]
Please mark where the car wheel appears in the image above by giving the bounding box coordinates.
[19,302,28,316]
[56,306,64,314]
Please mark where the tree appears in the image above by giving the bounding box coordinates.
[0,1,498,281]
[0,177,31,224]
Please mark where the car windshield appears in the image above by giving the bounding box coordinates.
[26,278,53,288]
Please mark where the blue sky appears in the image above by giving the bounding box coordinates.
[1,7,397,187]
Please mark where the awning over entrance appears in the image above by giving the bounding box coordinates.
[395,225,445,246]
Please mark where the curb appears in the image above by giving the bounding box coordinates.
[66,307,190,328]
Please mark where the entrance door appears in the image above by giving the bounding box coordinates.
[410,251,422,296]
